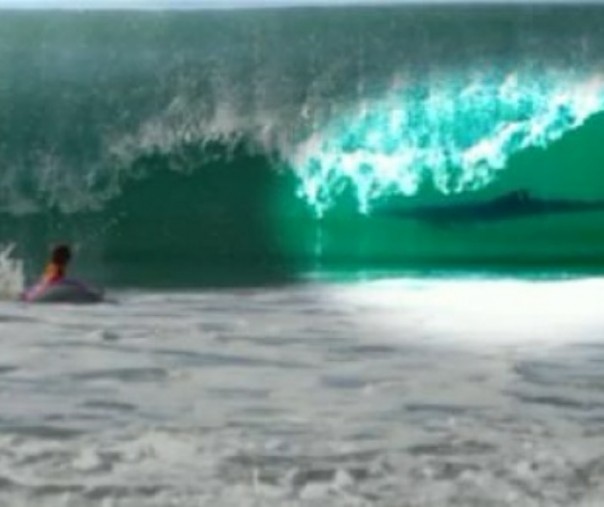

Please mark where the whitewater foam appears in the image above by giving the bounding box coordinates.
[110,69,604,218]
[294,72,604,215]
[1,279,604,506]
[0,244,24,300]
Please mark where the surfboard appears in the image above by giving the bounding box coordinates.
[22,279,103,304]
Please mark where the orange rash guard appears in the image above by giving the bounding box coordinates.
[41,263,66,284]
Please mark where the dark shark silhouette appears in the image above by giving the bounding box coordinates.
[379,190,604,226]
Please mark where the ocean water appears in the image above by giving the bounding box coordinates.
[1,278,604,506]
[2,4,604,280]
[2,3,604,506]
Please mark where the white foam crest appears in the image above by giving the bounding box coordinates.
[5,70,602,217]
[293,72,604,215]
[0,244,24,300]
[108,95,288,174]
[0,94,292,216]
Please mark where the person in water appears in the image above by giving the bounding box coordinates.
[41,244,72,284]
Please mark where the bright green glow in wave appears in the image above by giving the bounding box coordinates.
[293,73,604,215]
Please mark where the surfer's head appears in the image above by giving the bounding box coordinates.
[51,244,72,266]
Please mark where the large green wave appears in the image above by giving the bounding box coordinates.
[1,5,604,286]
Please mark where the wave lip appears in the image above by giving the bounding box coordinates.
[294,73,604,215]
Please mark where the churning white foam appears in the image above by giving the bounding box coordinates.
[0,244,24,300]
[293,72,604,215]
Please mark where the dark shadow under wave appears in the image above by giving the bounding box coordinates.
[378,191,604,227]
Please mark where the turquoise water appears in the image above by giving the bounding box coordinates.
[1,5,604,285]
[3,8,604,505]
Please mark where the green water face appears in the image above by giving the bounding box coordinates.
[4,119,604,288]
[273,111,604,277]
[2,6,604,286]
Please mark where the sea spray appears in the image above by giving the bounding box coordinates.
[0,244,24,300]
[293,73,604,215]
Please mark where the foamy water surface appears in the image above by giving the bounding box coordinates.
[1,278,604,506]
